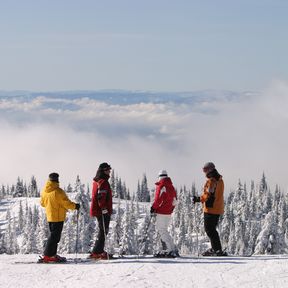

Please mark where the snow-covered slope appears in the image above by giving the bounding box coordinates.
[0,254,287,288]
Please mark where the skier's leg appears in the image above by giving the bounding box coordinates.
[161,240,167,251]
[155,214,174,252]
[92,215,110,254]
[44,222,64,256]
[204,213,222,252]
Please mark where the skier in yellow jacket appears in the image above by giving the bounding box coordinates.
[40,172,80,263]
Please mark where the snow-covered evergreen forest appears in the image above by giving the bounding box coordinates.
[0,172,287,256]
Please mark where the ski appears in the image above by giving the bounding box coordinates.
[16,254,241,265]
[15,260,76,264]
[153,250,181,259]
[15,258,96,264]
[153,254,180,259]
[15,256,89,265]
[186,255,253,259]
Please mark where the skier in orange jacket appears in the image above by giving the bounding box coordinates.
[193,162,227,256]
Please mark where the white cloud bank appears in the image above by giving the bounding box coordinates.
[0,83,288,194]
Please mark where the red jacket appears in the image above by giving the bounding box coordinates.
[152,177,177,215]
[90,179,113,217]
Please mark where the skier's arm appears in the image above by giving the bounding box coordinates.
[58,189,76,210]
[152,185,165,210]
[200,180,211,203]
[40,185,46,207]
[90,182,98,215]
[200,179,216,203]
[97,182,109,210]
[40,195,45,207]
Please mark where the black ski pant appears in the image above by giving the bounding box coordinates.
[204,213,222,252]
[92,214,110,254]
[44,221,64,256]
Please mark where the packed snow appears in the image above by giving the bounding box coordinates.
[0,254,288,288]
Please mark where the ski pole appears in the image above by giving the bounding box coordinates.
[135,220,140,259]
[194,203,199,257]
[75,209,80,262]
[102,213,109,260]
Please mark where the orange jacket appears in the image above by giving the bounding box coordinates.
[200,176,224,215]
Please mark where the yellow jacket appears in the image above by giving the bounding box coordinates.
[40,180,76,222]
[200,176,224,215]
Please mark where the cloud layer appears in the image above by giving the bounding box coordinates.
[1,84,287,193]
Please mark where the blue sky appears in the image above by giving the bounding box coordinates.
[1,1,288,193]
[1,0,288,91]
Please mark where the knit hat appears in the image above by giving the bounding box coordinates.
[49,172,59,183]
[203,162,215,173]
[158,170,168,178]
[99,162,112,170]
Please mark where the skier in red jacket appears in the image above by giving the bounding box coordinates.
[89,162,113,260]
[151,170,178,258]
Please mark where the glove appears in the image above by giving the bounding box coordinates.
[102,208,108,214]
[150,207,155,214]
[192,196,200,204]
[75,203,80,210]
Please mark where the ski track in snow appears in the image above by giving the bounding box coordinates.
[1,254,288,288]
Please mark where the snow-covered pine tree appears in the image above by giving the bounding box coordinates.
[73,175,95,253]
[3,209,19,254]
[13,177,25,197]
[18,200,24,234]
[138,210,156,255]
[32,205,40,231]
[171,187,182,228]
[220,204,232,252]
[0,233,5,253]
[122,182,128,200]
[233,181,248,255]
[119,201,138,255]
[27,176,39,197]
[110,169,116,196]
[116,177,124,199]
[20,201,29,253]
[65,183,73,193]
[36,210,49,253]
[59,213,76,254]
[109,196,122,253]
[254,211,286,254]
[0,185,5,199]
[278,191,287,238]
[176,213,186,253]
[255,173,268,218]
[137,174,150,202]
[9,184,15,197]
[126,188,131,200]
[22,206,39,254]
[136,180,141,202]
[129,198,138,253]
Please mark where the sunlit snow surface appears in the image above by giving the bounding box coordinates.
[0,254,287,288]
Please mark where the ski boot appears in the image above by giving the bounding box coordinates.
[173,249,181,257]
[165,251,178,258]
[154,251,168,258]
[201,248,216,256]
[39,255,67,263]
[215,250,228,256]
[88,251,113,260]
